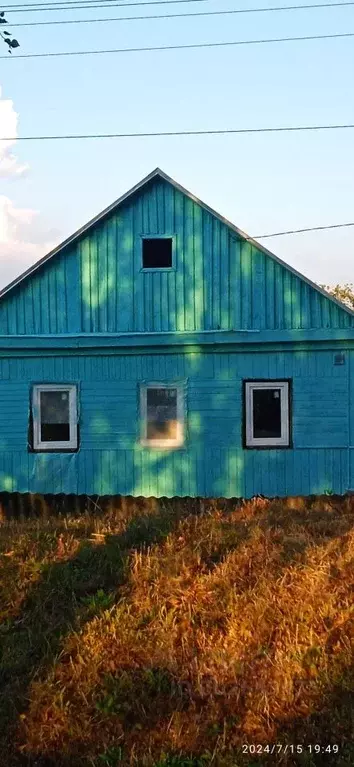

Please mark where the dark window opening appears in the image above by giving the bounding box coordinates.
[41,423,70,442]
[40,390,71,443]
[142,238,172,269]
[146,387,177,440]
[253,388,281,439]
[334,353,345,366]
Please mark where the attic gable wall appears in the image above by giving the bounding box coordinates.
[0,177,352,335]
[0,245,81,335]
[237,240,352,331]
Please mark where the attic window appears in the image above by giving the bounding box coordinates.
[244,381,290,448]
[32,384,78,451]
[142,237,173,269]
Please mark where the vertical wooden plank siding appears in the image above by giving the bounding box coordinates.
[90,229,99,334]
[240,240,252,330]
[184,196,194,331]
[174,189,185,332]
[265,257,275,330]
[65,249,81,333]
[80,239,91,333]
[212,218,221,330]
[274,264,284,329]
[251,247,264,330]
[106,216,117,333]
[202,208,212,330]
[98,224,108,333]
[1,177,352,335]
[24,282,34,336]
[117,204,133,331]
[229,237,239,330]
[193,203,204,330]
[165,183,177,331]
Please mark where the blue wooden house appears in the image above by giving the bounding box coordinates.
[0,167,353,498]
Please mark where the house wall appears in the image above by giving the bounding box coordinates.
[0,347,353,498]
[0,178,353,336]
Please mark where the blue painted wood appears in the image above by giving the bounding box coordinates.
[0,330,353,352]
[0,177,353,337]
[0,349,352,497]
[0,173,353,498]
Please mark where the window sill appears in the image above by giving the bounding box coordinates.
[140,267,176,273]
[30,446,79,453]
[244,443,292,450]
[140,440,185,449]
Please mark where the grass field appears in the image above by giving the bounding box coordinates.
[0,493,353,767]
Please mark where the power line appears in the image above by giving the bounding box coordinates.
[9,1,354,29]
[254,222,354,238]
[4,0,200,5]
[1,123,354,139]
[2,0,205,13]
[3,0,354,18]
[2,30,354,57]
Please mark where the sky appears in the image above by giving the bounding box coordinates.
[0,0,353,290]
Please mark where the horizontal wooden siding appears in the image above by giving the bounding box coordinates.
[0,348,352,497]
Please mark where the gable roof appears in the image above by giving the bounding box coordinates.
[1,167,353,319]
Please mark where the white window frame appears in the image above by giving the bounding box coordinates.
[32,384,78,451]
[245,381,290,448]
[140,382,185,448]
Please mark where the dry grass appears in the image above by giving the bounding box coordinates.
[0,493,354,767]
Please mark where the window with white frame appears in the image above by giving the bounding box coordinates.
[244,381,290,448]
[140,383,185,447]
[32,384,78,451]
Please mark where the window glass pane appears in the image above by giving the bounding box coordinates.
[142,238,172,268]
[253,388,281,439]
[40,390,70,442]
[146,387,177,440]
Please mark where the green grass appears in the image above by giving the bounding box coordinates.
[0,493,353,766]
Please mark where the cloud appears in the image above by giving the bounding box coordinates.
[0,195,60,289]
[0,86,61,290]
[0,85,29,178]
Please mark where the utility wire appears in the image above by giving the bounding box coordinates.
[9,1,354,29]
[4,0,202,6]
[2,0,205,13]
[1,123,354,139]
[2,30,354,57]
[254,222,354,238]
[3,0,354,15]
